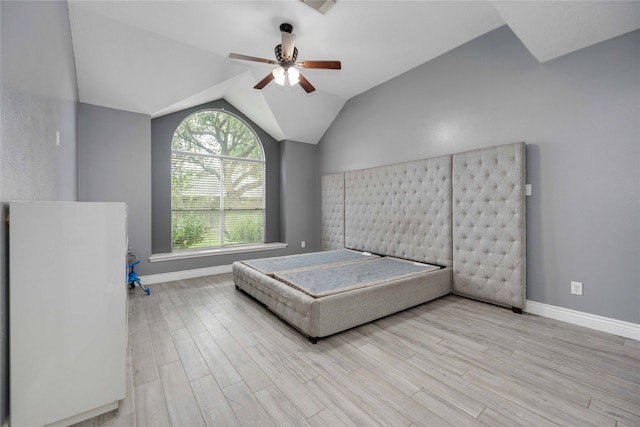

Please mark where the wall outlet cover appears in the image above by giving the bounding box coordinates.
[571,281,583,296]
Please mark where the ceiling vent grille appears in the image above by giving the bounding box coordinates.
[300,0,335,15]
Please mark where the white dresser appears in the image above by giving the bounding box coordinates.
[10,202,128,427]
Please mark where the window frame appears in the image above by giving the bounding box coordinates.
[170,108,266,252]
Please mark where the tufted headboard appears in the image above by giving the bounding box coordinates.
[452,142,526,309]
[321,172,345,250]
[321,142,526,310]
[343,156,452,267]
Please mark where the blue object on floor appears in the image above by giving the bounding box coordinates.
[128,260,150,295]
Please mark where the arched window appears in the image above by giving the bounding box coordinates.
[171,109,265,250]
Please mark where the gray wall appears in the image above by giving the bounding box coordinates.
[0,1,79,423]
[280,140,321,252]
[78,103,153,275]
[319,26,640,324]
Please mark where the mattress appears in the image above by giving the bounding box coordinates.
[274,257,440,298]
[240,248,378,275]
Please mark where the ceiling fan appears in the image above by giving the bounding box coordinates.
[229,23,341,93]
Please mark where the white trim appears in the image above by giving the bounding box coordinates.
[140,264,232,285]
[148,242,287,263]
[525,300,640,341]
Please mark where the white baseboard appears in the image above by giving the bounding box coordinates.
[140,264,232,285]
[525,300,640,341]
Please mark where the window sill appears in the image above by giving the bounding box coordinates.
[149,242,288,263]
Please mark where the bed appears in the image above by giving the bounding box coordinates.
[233,255,450,342]
[233,142,526,342]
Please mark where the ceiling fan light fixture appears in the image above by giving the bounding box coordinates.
[287,67,300,86]
[272,66,299,87]
[272,66,286,86]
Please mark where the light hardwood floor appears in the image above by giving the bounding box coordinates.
[75,273,640,427]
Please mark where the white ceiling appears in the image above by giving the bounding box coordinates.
[68,0,640,144]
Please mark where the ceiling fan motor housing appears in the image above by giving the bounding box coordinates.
[275,45,298,64]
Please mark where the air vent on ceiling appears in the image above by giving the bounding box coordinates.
[300,0,335,15]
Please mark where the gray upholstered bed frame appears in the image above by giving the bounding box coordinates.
[234,142,526,341]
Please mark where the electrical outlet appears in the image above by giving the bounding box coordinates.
[301,241,305,248]
[571,281,583,296]
[525,184,531,196]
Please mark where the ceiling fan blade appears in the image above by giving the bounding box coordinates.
[254,73,275,90]
[298,73,315,93]
[229,53,276,65]
[298,60,341,70]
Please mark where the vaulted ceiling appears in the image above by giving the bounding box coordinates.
[68,1,640,144]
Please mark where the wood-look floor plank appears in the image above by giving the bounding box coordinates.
[134,379,171,427]
[308,407,354,427]
[222,381,275,427]
[182,287,217,307]
[312,359,414,426]
[510,348,640,414]
[358,342,434,396]
[623,337,640,350]
[589,397,640,426]
[164,281,189,306]
[175,303,207,336]
[246,344,325,418]
[145,304,179,367]
[218,300,264,333]
[396,355,486,418]
[463,366,616,427]
[305,374,381,427]
[406,353,559,427]
[411,388,484,427]
[192,330,243,388]
[216,305,263,341]
[211,300,261,348]
[190,375,241,427]
[157,301,186,331]
[170,328,211,381]
[254,384,311,427]
[442,335,597,411]
[158,361,206,427]
[305,335,362,376]
[477,407,524,427]
[356,322,420,359]
[192,304,229,338]
[407,349,472,377]
[214,330,273,392]
[350,366,452,427]
[129,308,159,387]
[252,324,321,383]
